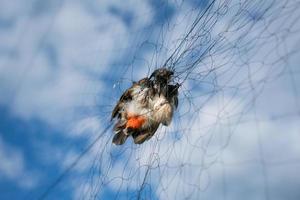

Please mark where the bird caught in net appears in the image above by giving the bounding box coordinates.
[111,68,179,145]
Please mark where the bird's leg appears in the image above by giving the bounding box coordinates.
[124,128,130,136]
[124,128,129,136]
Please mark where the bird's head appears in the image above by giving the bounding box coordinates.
[150,68,174,96]
[149,68,174,83]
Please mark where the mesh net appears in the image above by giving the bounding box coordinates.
[30,0,300,199]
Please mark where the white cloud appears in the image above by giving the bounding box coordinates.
[0,0,130,127]
[75,1,300,199]
[0,135,38,189]
[1,0,300,199]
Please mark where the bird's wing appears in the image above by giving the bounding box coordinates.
[111,77,151,120]
[111,87,133,120]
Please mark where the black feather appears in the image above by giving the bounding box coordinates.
[112,131,128,145]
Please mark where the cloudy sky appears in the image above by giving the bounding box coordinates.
[0,0,300,199]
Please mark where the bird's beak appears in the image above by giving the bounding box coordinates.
[149,72,155,79]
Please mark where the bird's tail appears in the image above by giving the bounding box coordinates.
[112,131,128,145]
[112,120,128,145]
[132,123,159,144]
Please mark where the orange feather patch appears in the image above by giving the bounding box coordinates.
[126,114,146,129]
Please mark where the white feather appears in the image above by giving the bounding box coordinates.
[121,84,174,127]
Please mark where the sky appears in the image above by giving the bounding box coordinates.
[0,0,300,200]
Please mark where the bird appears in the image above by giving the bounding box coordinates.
[111,68,179,145]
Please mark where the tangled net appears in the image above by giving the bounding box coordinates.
[39,0,300,199]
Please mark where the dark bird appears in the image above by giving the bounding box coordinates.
[111,68,179,145]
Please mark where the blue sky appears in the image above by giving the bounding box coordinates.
[0,0,300,199]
